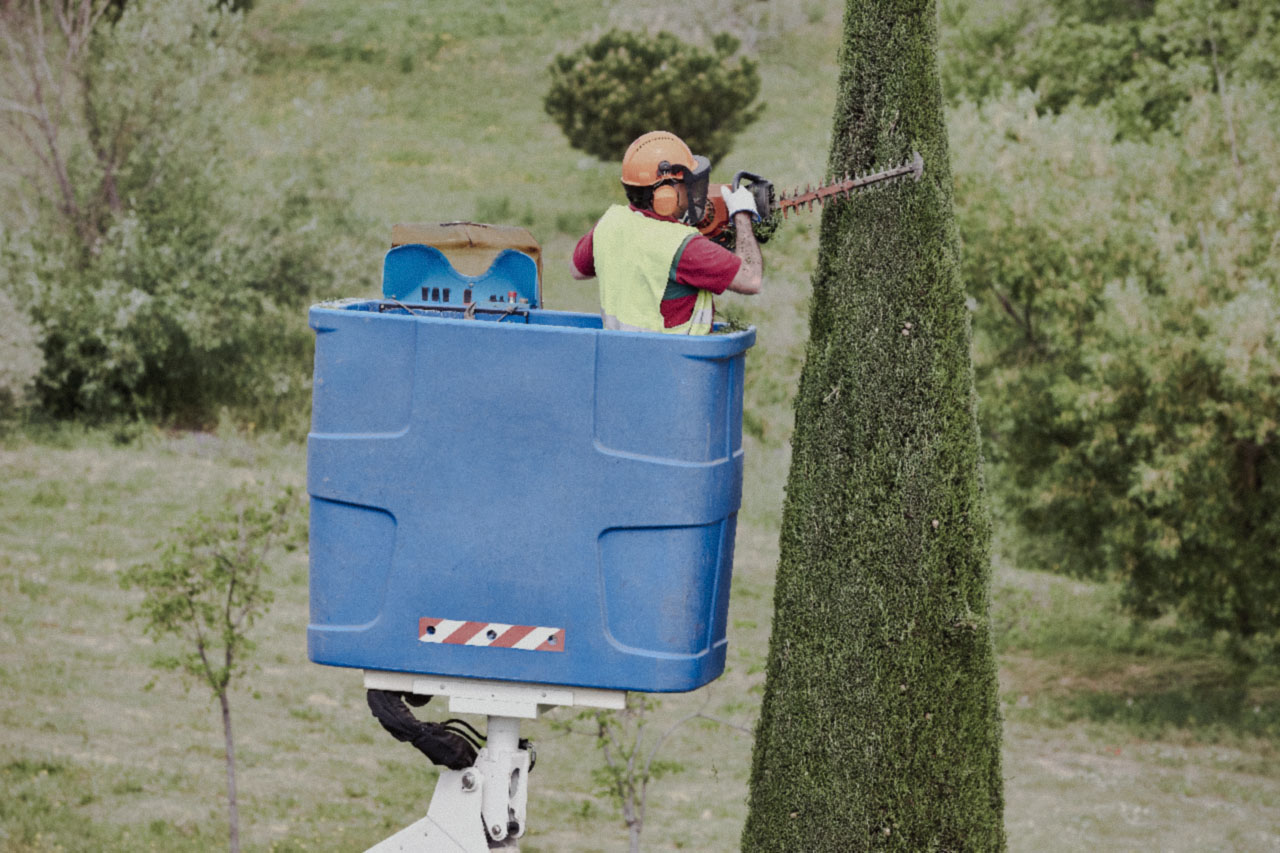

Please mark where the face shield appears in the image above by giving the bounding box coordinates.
[659,154,712,224]
[678,155,711,225]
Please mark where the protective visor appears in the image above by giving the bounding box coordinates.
[660,155,712,224]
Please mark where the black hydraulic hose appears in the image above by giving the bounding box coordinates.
[440,717,486,751]
[366,690,478,770]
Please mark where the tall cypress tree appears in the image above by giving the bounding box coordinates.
[741,1,1004,850]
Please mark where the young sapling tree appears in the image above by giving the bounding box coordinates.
[558,691,742,852]
[121,483,302,853]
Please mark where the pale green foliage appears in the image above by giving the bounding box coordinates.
[944,0,1280,657]
[2,0,362,427]
[0,281,43,419]
[122,483,302,693]
[941,0,1280,137]
[952,82,1280,656]
[1,0,246,246]
[85,0,247,232]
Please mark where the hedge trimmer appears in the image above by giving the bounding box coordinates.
[695,150,925,248]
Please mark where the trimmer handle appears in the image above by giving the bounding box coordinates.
[732,171,776,219]
[697,172,779,249]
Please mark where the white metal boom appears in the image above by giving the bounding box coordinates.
[362,670,625,852]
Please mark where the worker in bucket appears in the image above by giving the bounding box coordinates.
[571,130,764,334]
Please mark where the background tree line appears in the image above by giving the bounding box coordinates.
[943,0,1280,662]
[0,0,361,429]
[1,0,1278,663]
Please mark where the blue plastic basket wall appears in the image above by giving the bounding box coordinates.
[307,300,755,693]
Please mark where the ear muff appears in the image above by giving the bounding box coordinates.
[652,183,679,217]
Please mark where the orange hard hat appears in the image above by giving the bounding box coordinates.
[621,131,697,187]
[620,131,711,222]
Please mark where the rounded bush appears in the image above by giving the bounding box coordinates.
[544,29,764,164]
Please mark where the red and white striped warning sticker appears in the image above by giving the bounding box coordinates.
[418,618,565,653]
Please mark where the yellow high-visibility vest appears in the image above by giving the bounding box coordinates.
[594,205,715,335]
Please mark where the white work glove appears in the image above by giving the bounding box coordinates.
[721,185,760,221]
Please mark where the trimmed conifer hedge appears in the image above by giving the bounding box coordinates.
[741,0,1005,849]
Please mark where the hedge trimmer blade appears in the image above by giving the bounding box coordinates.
[777,150,924,217]
[699,151,926,250]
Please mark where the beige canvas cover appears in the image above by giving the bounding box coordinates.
[391,222,543,286]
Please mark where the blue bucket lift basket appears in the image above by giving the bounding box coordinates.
[307,241,755,693]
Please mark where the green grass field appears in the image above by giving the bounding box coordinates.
[4,431,1278,851]
[2,0,1279,850]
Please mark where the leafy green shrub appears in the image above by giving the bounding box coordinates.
[941,0,1280,137]
[0,284,43,421]
[544,29,763,163]
[952,84,1280,659]
[2,0,363,429]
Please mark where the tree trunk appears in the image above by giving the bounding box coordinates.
[741,1,1005,850]
[220,690,241,853]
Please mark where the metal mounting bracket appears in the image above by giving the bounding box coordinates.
[361,671,625,851]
